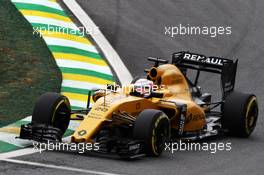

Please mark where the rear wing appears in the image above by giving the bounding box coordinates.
[172,51,238,98]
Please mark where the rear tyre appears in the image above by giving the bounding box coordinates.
[222,91,258,137]
[133,109,170,156]
[32,92,71,134]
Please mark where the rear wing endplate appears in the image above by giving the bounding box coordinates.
[172,51,238,98]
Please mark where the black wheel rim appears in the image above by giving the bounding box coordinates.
[52,99,71,133]
[246,97,258,134]
[153,120,169,155]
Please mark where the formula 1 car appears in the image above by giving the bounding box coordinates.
[19,51,259,158]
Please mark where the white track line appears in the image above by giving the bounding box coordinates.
[0,158,121,175]
[21,116,32,121]
[63,0,133,85]
[0,148,39,159]
[0,132,30,147]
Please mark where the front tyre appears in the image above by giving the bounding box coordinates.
[32,92,71,135]
[133,109,170,156]
[222,91,258,137]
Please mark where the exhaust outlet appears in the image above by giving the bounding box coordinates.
[149,67,158,79]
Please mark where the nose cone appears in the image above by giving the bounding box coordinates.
[71,115,105,143]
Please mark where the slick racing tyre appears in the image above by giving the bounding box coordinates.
[133,109,170,156]
[32,92,71,134]
[222,91,258,137]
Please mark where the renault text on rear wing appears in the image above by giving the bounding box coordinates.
[172,51,232,69]
[172,51,238,98]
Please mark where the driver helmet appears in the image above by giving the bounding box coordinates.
[134,78,153,95]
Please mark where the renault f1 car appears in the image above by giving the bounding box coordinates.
[19,51,259,158]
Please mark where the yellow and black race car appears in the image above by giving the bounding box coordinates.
[19,51,259,158]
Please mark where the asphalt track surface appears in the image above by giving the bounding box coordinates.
[2,0,264,175]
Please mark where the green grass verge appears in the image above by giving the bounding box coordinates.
[0,0,61,127]
[0,140,20,153]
